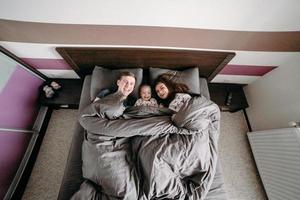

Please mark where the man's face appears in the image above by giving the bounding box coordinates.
[117,76,136,97]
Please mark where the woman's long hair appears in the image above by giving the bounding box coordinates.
[154,72,189,107]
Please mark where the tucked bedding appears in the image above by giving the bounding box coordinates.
[72,94,220,200]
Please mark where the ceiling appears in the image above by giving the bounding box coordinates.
[1,0,300,31]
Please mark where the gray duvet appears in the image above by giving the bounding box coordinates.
[72,94,220,200]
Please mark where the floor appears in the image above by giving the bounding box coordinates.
[22,109,267,200]
[219,111,266,200]
[22,109,77,200]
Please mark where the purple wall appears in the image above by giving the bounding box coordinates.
[0,64,43,198]
[0,66,43,129]
[0,131,32,199]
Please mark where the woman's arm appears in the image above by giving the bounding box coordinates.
[169,93,192,112]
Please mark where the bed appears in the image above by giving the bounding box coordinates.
[56,48,235,200]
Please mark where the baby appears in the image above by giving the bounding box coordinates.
[134,84,158,107]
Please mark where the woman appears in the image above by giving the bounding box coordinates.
[154,73,192,112]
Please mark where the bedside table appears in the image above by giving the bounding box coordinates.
[208,83,249,112]
[39,79,83,109]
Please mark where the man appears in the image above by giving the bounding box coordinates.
[76,71,139,199]
[94,71,136,106]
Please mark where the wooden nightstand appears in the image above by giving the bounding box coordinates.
[208,83,249,112]
[39,79,83,109]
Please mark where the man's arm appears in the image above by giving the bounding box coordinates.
[93,88,111,102]
[124,95,137,107]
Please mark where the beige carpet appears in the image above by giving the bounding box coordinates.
[219,111,266,200]
[22,109,267,200]
[22,109,78,200]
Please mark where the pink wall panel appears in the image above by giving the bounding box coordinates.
[220,65,277,76]
[0,131,32,199]
[21,58,71,70]
[0,65,43,129]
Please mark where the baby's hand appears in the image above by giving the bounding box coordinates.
[159,104,165,108]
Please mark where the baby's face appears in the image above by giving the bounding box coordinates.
[140,86,151,101]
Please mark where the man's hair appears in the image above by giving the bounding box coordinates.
[117,71,136,81]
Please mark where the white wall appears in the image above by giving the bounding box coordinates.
[1,0,300,31]
[244,54,300,131]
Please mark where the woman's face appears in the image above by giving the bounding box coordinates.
[155,82,169,99]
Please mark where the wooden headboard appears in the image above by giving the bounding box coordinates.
[56,47,235,82]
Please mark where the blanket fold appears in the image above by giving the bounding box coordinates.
[75,95,220,200]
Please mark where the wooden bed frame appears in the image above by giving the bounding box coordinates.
[56,47,235,82]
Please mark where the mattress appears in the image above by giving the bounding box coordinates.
[57,75,227,200]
